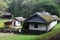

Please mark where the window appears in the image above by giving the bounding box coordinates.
[34,23,38,28]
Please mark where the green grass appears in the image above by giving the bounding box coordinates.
[0,19,12,28]
[0,19,38,40]
[0,19,11,22]
[0,19,60,40]
[0,33,38,40]
[37,23,60,40]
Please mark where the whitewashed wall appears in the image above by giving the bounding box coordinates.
[47,21,57,31]
[29,21,57,31]
[29,23,46,31]
[12,21,21,27]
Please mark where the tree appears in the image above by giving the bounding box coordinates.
[8,0,24,17]
[33,3,59,17]
[7,0,60,17]
[0,0,8,11]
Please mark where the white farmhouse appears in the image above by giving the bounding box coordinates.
[23,12,58,32]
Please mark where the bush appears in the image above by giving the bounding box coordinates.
[0,23,5,28]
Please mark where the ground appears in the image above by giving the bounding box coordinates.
[0,19,60,40]
[0,33,38,40]
[37,23,60,40]
[0,19,38,40]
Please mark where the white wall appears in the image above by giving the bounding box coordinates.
[29,21,57,31]
[47,21,57,31]
[29,23,46,31]
[12,21,21,27]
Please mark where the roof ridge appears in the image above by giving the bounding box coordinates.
[36,12,54,23]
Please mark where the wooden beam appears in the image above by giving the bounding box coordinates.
[46,23,48,32]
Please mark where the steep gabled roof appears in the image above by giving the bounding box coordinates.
[36,12,54,23]
[14,17,26,22]
[52,15,60,21]
[25,12,54,23]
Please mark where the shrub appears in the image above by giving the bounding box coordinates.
[0,23,5,28]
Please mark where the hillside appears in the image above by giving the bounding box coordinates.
[0,21,60,40]
[37,23,60,40]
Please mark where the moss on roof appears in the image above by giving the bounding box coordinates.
[26,12,55,23]
[36,12,54,23]
[38,14,53,23]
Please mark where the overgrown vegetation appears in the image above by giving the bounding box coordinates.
[0,0,60,18]
[0,0,60,40]
[37,23,60,40]
[0,19,12,28]
[0,20,60,40]
[0,23,5,28]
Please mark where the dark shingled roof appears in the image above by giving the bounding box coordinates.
[36,12,54,23]
[3,12,12,15]
[25,12,54,23]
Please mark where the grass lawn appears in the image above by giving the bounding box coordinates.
[0,33,38,40]
[0,19,12,22]
[0,19,38,40]
[37,23,60,40]
[0,19,60,40]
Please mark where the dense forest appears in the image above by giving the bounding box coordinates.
[0,0,60,18]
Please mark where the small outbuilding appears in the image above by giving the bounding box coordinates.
[1,12,13,19]
[4,17,26,32]
[23,12,58,32]
[12,17,26,26]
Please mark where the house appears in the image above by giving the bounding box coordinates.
[1,12,13,19]
[23,12,58,32]
[4,17,26,28]
[4,19,22,32]
[4,17,26,32]
[12,17,26,26]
